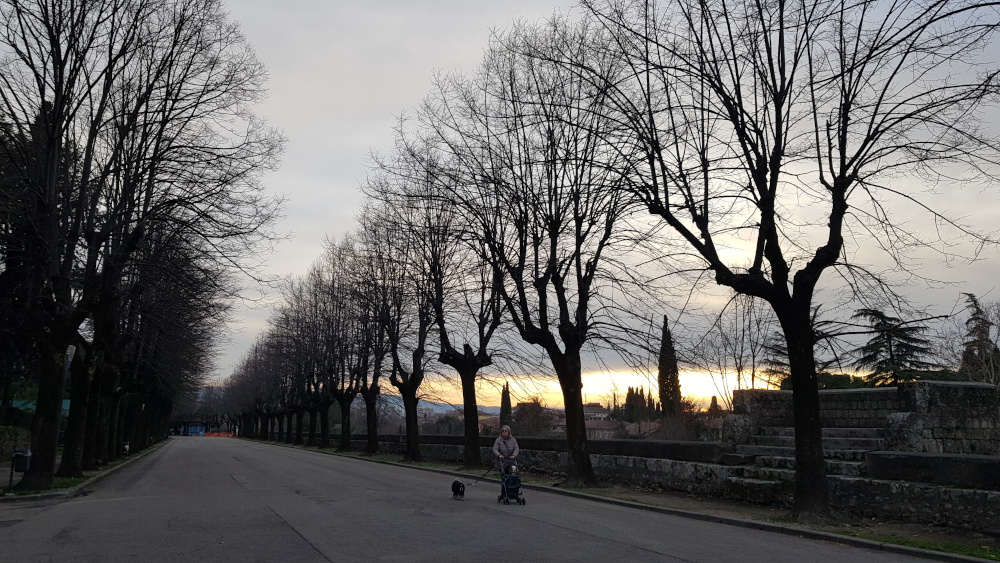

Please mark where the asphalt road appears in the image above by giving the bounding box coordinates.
[0,437,932,562]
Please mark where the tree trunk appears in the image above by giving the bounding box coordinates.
[306,408,318,447]
[285,412,295,443]
[400,388,422,462]
[294,409,304,445]
[458,366,482,468]
[277,412,285,442]
[780,310,829,518]
[81,372,101,469]
[109,396,123,462]
[361,385,380,454]
[57,349,92,478]
[553,349,598,486]
[336,395,353,451]
[319,402,331,448]
[17,342,67,490]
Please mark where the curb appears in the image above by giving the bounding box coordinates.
[0,439,169,504]
[246,439,989,563]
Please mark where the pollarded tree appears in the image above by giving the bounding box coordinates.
[369,140,505,468]
[851,308,935,386]
[421,16,639,486]
[581,0,1000,516]
[357,199,435,462]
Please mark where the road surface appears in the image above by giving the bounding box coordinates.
[0,437,931,562]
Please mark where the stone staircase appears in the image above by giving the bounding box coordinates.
[721,426,883,504]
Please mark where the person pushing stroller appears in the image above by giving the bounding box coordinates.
[493,425,519,467]
[493,425,525,504]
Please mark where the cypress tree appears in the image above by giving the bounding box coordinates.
[658,316,682,417]
[499,382,512,430]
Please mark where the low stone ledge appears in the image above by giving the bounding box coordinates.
[331,435,1000,532]
[357,434,731,463]
[866,451,1000,491]
[829,475,1000,534]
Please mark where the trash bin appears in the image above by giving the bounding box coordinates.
[122,442,130,456]
[12,449,30,472]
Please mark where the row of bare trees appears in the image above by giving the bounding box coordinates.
[0,0,281,489]
[224,0,998,519]
[224,238,390,457]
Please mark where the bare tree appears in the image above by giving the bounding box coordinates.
[419,18,640,485]
[688,294,775,409]
[581,0,1000,516]
[355,200,435,462]
[369,140,507,468]
[0,0,281,488]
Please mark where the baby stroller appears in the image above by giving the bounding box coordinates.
[497,458,525,505]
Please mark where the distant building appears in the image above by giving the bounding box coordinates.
[584,419,622,440]
[624,420,661,438]
[544,416,626,440]
[583,402,610,420]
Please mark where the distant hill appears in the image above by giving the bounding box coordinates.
[370,395,500,415]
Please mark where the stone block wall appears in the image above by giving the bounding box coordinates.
[829,476,1000,533]
[732,389,794,427]
[329,433,1000,533]
[733,381,1000,454]
[900,381,1000,455]
[732,387,907,428]
[818,388,908,428]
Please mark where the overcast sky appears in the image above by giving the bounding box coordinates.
[215,1,1000,404]
[215,1,577,386]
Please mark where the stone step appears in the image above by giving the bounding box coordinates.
[736,444,795,458]
[758,426,882,439]
[722,476,791,505]
[721,453,757,466]
[750,435,882,451]
[758,426,796,437]
[735,444,869,462]
[823,427,882,439]
[741,465,795,481]
[754,455,867,477]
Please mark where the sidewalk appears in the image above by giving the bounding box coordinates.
[1,440,166,502]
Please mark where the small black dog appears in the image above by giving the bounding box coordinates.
[451,478,465,500]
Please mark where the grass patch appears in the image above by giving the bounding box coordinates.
[9,476,87,496]
[51,477,87,490]
[842,533,999,561]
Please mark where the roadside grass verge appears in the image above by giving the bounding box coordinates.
[9,476,88,496]
[564,484,998,562]
[843,533,999,562]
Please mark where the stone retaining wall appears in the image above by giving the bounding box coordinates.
[867,451,1000,490]
[733,381,1000,454]
[733,387,908,428]
[901,381,1000,455]
[331,434,1000,533]
[829,476,1000,533]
